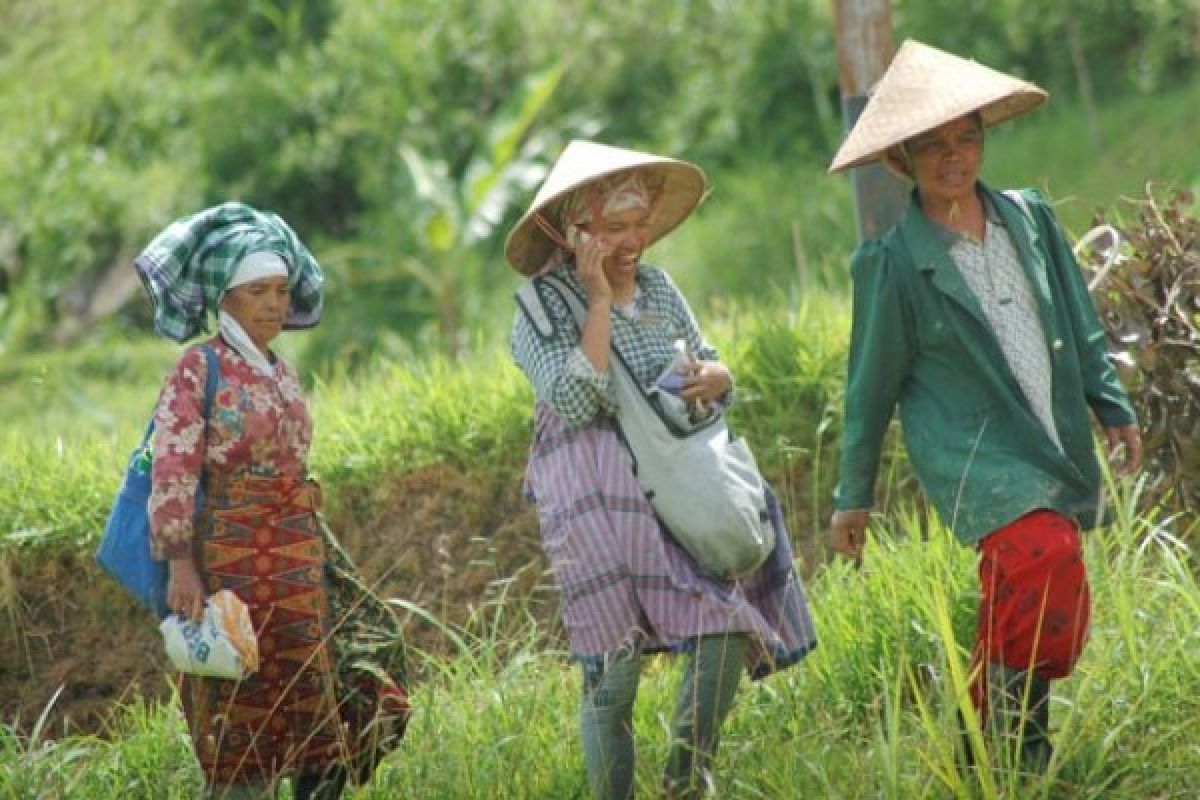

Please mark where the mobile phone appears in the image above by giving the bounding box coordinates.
[656,370,686,393]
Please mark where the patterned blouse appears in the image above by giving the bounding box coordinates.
[936,198,1062,450]
[510,263,721,428]
[149,337,311,560]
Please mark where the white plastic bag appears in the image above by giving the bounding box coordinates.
[160,589,260,679]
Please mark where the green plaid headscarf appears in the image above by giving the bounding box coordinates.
[135,202,324,342]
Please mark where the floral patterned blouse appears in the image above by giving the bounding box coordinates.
[149,336,311,560]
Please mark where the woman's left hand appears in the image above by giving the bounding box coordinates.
[679,360,732,404]
[1104,424,1143,476]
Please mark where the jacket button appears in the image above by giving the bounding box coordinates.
[1052,339,1063,351]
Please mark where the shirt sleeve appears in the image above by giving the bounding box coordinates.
[1026,190,1137,428]
[835,240,916,510]
[148,346,209,560]
[511,287,617,428]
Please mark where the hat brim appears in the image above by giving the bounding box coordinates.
[830,90,1047,173]
[828,40,1048,174]
[504,144,708,275]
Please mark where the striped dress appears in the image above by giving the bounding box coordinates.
[512,264,816,676]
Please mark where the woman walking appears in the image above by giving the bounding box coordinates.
[507,140,817,798]
[827,41,1140,772]
[140,203,410,798]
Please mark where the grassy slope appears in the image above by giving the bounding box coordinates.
[0,297,853,553]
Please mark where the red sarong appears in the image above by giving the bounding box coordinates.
[970,509,1090,710]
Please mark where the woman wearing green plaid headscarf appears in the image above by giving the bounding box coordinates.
[137,203,410,799]
[135,201,324,341]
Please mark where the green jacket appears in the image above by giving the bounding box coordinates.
[834,184,1136,544]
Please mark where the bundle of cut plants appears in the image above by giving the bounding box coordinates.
[1076,185,1200,520]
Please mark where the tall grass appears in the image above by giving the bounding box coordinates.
[2,469,1195,799]
[307,345,534,493]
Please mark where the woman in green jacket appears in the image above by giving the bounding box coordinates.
[827,40,1140,772]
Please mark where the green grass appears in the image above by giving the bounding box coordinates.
[983,78,1200,235]
[2,474,1195,799]
[2,313,1196,798]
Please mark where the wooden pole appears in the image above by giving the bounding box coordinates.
[831,0,908,241]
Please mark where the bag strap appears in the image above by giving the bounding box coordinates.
[535,273,640,385]
[515,280,557,339]
[200,343,219,431]
[134,343,221,452]
[524,273,643,395]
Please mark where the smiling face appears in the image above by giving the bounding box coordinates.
[220,275,290,350]
[903,114,985,208]
[581,206,652,293]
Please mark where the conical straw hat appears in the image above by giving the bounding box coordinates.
[505,140,708,275]
[828,39,1048,173]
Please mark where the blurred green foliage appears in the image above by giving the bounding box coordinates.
[0,0,1196,368]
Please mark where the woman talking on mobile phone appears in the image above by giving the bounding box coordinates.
[506,140,817,799]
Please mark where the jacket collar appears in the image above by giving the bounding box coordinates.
[898,186,986,327]
[897,181,1053,327]
[990,186,1053,315]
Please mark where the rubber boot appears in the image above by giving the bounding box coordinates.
[987,663,1053,775]
[1020,673,1054,773]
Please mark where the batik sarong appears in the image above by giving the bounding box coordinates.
[181,472,409,786]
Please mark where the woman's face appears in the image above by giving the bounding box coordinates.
[905,115,984,206]
[582,207,652,289]
[220,275,290,349]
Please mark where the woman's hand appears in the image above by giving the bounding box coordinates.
[1104,424,1142,476]
[830,509,870,561]
[679,360,732,404]
[167,557,207,622]
[575,231,613,305]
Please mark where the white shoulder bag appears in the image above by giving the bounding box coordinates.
[518,275,775,580]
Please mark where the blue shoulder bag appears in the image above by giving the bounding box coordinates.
[96,345,220,619]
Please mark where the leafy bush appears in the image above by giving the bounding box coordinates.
[1081,187,1200,512]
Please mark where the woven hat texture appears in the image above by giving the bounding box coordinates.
[505,140,707,275]
[829,39,1047,173]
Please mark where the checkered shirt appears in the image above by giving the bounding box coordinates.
[511,264,719,428]
[134,202,324,342]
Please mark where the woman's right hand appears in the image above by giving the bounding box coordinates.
[167,557,207,622]
[830,509,870,562]
[575,231,613,304]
